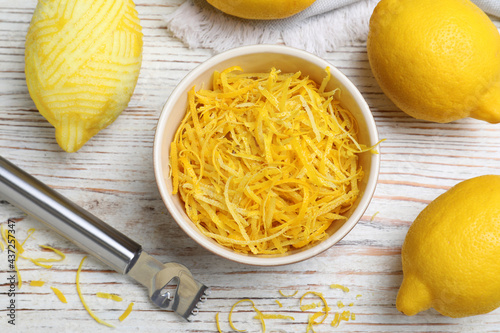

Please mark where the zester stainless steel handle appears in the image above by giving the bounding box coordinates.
[0,155,141,274]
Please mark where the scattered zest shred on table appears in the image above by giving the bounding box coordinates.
[330,284,350,292]
[76,256,115,328]
[218,285,360,332]
[96,292,123,302]
[119,302,134,322]
[255,313,295,321]
[29,280,45,287]
[51,286,68,303]
[170,66,375,255]
[370,211,380,222]
[216,312,222,333]
[279,289,298,297]
[28,245,66,269]
[300,291,329,332]
[1,227,67,287]
[300,302,318,311]
[331,310,352,327]
[1,225,136,326]
[229,299,266,332]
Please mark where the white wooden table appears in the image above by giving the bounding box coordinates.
[1,1,499,332]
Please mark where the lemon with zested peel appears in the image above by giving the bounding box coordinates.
[25,0,143,153]
[206,0,316,20]
[396,175,500,318]
[367,0,500,123]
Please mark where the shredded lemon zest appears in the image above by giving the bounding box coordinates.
[275,299,283,307]
[356,294,362,299]
[1,228,67,292]
[279,290,298,297]
[170,67,372,254]
[21,228,35,246]
[229,299,266,332]
[337,301,345,308]
[14,236,25,255]
[300,303,318,311]
[37,245,66,261]
[254,313,295,320]
[51,286,68,303]
[29,259,52,269]
[29,280,45,287]
[76,256,114,328]
[28,244,66,268]
[216,312,222,333]
[300,291,329,332]
[96,292,123,302]
[331,310,351,327]
[1,227,65,270]
[119,302,134,322]
[252,306,266,332]
[370,211,380,222]
[330,284,350,292]
[331,312,340,327]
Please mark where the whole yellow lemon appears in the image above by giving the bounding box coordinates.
[25,0,143,152]
[367,0,500,123]
[206,0,316,20]
[396,175,500,318]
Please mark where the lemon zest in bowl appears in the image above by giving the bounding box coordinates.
[170,66,371,255]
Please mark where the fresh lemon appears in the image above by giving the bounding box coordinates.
[25,0,143,153]
[367,0,500,123]
[206,0,316,20]
[396,175,500,318]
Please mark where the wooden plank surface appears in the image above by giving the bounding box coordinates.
[1,1,499,332]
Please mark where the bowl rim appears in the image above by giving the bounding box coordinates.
[153,44,380,266]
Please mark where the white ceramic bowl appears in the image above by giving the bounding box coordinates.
[153,45,380,266]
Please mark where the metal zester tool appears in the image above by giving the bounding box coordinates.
[0,155,209,321]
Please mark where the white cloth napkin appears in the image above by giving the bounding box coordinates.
[165,0,500,55]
